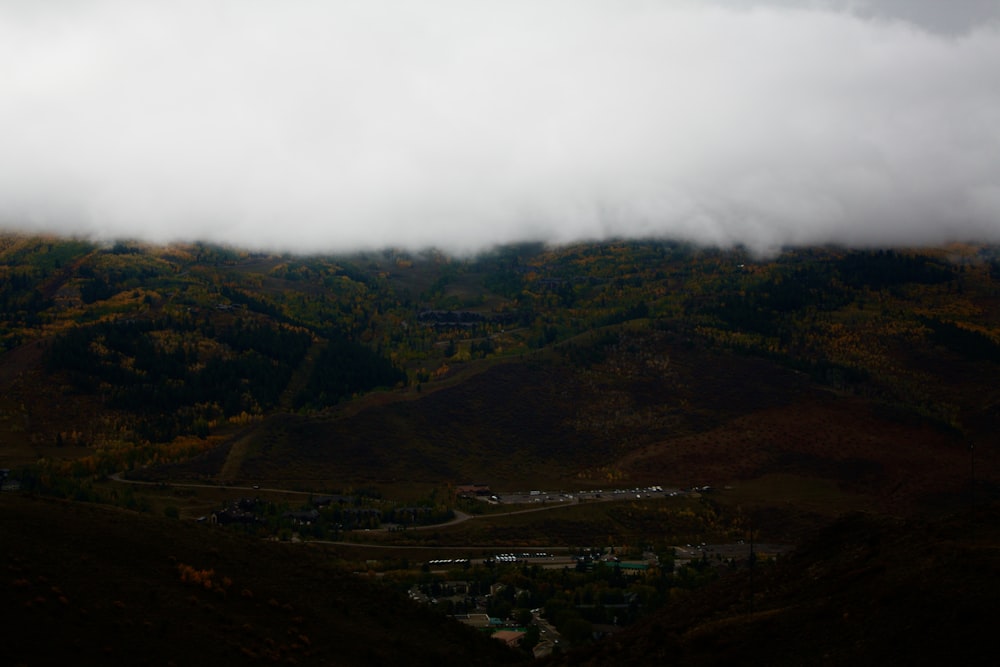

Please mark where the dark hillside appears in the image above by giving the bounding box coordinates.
[240,359,608,486]
[544,499,1000,666]
[226,327,821,488]
[137,317,997,526]
[1,494,522,666]
[205,321,991,519]
[621,393,978,517]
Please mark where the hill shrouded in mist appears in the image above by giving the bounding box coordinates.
[2,233,999,663]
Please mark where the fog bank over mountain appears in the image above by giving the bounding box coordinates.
[2,1,998,255]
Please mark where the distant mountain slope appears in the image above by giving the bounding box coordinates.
[171,326,818,487]
[2,235,998,516]
[156,324,987,519]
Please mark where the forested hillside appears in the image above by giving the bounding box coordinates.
[3,235,999,480]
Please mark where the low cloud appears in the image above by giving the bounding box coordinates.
[1,0,998,255]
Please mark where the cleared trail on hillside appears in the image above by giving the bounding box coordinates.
[217,337,326,481]
[279,338,327,411]
[217,430,257,483]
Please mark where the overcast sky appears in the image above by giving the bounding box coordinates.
[1,0,998,255]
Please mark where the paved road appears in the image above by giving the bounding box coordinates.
[311,540,574,555]
[109,473,685,535]
[532,610,563,655]
[109,472,318,496]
